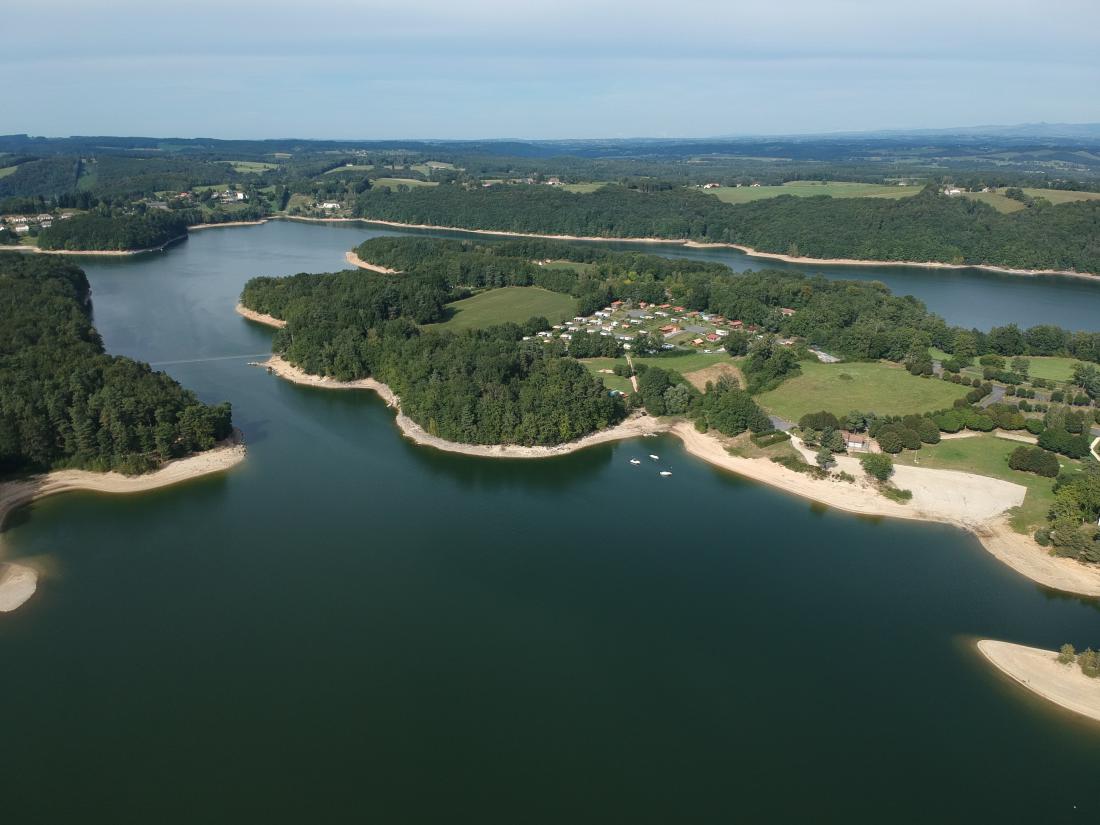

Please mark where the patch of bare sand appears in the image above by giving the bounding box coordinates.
[978,640,1100,723]
[235,303,286,329]
[345,251,398,274]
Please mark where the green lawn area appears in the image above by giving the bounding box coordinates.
[325,164,374,174]
[756,361,969,421]
[705,181,921,204]
[0,165,18,179]
[1026,356,1081,383]
[427,286,576,331]
[560,182,607,194]
[227,161,277,174]
[893,434,1084,533]
[962,188,1100,213]
[370,178,438,190]
[578,358,633,393]
[539,259,598,274]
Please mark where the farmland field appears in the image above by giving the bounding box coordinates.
[704,181,920,204]
[370,178,438,190]
[756,361,969,420]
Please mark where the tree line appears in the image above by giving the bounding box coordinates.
[0,254,233,475]
[36,210,192,251]
[352,183,1100,274]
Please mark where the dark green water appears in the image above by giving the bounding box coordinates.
[2,221,1098,824]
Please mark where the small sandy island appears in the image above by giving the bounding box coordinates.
[235,303,286,329]
[0,431,246,614]
[978,640,1100,723]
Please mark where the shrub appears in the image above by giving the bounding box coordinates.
[798,410,840,431]
[1079,649,1100,679]
[1058,644,1077,665]
[1008,446,1060,478]
[860,453,895,481]
[876,430,903,453]
[917,418,941,444]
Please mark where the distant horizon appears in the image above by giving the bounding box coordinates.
[8,120,1100,145]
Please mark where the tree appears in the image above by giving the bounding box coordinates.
[815,446,835,470]
[860,453,894,482]
[1058,644,1077,665]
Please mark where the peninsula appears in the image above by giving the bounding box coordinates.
[977,640,1100,723]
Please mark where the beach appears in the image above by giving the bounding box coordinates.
[258,352,1100,595]
[235,302,286,328]
[0,431,246,614]
[345,250,398,273]
[977,640,1100,723]
[339,216,1097,281]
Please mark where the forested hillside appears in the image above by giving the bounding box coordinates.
[36,210,192,251]
[353,185,1100,274]
[0,254,233,475]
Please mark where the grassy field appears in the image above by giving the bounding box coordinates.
[756,361,969,421]
[0,165,18,179]
[705,181,920,204]
[929,349,1080,384]
[962,187,1100,213]
[578,351,741,391]
[560,182,607,194]
[539,259,599,274]
[893,434,1083,532]
[370,178,438,190]
[325,164,374,174]
[428,287,576,331]
[578,359,634,393]
[1025,356,1081,383]
[227,161,277,174]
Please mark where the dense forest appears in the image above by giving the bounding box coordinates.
[352,184,1100,274]
[36,210,192,251]
[0,254,233,475]
[352,236,1100,368]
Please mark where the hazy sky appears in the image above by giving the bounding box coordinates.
[5,0,1098,139]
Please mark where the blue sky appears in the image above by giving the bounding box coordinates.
[5,0,1099,139]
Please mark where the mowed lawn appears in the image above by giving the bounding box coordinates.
[428,287,576,331]
[756,361,969,420]
[579,351,742,392]
[370,178,438,190]
[578,359,633,393]
[893,434,1084,532]
[1026,356,1082,383]
[705,181,920,204]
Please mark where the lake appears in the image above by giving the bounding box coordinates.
[1,220,1098,823]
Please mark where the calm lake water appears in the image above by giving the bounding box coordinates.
[2,221,1099,823]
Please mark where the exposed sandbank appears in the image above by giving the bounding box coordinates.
[0,431,246,614]
[9,234,188,257]
[258,353,1099,594]
[345,250,398,273]
[235,303,286,329]
[977,640,1100,723]
[190,219,269,231]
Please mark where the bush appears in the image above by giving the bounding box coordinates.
[879,485,913,503]
[1008,446,1060,477]
[877,430,903,453]
[1058,644,1076,665]
[798,410,840,431]
[750,430,791,447]
[916,418,941,444]
[1038,428,1090,459]
[860,453,895,481]
[1079,649,1100,679]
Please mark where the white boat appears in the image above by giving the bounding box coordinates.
[629,459,641,465]
[649,454,659,460]
[659,471,672,477]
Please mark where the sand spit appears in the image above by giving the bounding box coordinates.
[235,303,286,329]
[345,251,398,273]
[978,640,1100,723]
[189,219,270,231]
[10,235,188,257]
[0,431,246,614]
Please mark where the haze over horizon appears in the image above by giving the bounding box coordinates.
[5,0,1100,140]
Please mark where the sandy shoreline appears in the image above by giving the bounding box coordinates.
[335,216,1098,281]
[258,354,1100,595]
[0,431,246,614]
[977,640,1100,723]
[345,250,398,273]
[190,219,269,231]
[235,303,286,328]
[9,234,188,257]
